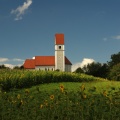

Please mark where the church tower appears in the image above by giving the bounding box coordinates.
[55,34,65,71]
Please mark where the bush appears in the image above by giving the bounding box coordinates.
[108,63,120,81]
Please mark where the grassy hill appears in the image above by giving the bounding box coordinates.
[0,70,120,119]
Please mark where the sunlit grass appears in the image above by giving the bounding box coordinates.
[1,81,120,120]
[29,81,120,94]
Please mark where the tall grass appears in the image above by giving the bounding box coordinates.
[0,69,107,91]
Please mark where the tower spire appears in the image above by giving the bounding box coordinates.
[55,34,65,71]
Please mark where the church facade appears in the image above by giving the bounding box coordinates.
[24,34,72,72]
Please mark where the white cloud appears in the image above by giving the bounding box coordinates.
[13,58,24,62]
[72,58,95,72]
[4,64,22,69]
[4,64,15,69]
[11,0,32,20]
[0,58,24,69]
[113,35,120,40]
[0,58,24,63]
[103,38,107,41]
[0,58,9,62]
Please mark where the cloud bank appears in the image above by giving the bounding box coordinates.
[113,35,120,40]
[0,57,24,68]
[13,58,24,62]
[0,58,24,63]
[11,0,32,20]
[0,58,9,62]
[4,64,22,69]
[72,58,95,72]
[4,64,15,69]
[104,34,120,41]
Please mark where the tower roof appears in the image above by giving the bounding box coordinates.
[55,34,64,45]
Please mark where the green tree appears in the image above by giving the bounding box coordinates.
[82,62,109,78]
[98,63,109,78]
[108,51,120,68]
[108,63,120,81]
[75,67,84,73]
[0,64,9,69]
[20,65,24,69]
[13,66,20,69]
[13,65,24,70]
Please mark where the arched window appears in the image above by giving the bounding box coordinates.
[59,46,61,49]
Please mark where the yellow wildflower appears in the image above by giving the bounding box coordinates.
[60,84,64,92]
[60,84,64,89]
[17,94,20,99]
[20,100,23,105]
[81,94,87,99]
[40,104,43,109]
[44,100,48,106]
[80,84,85,91]
[50,95,54,100]
[82,94,87,99]
[45,102,48,106]
[25,89,30,94]
[12,100,16,104]
[103,90,107,97]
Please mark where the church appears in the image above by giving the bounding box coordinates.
[24,34,72,72]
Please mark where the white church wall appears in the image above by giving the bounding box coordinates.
[35,66,55,71]
[65,65,71,72]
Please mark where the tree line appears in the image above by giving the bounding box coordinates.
[0,65,24,70]
[74,51,120,81]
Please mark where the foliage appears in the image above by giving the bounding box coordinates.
[13,65,24,70]
[82,62,109,78]
[0,69,107,91]
[0,65,10,69]
[74,51,120,79]
[108,63,120,81]
[83,62,101,74]
[0,82,120,120]
[108,51,120,68]
[74,67,84,73]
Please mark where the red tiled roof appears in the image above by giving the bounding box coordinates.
[35,56,55,66]
[24,59,35,69]
[65,57,72,65]
[55,34,64,45]
[24,56,72,69]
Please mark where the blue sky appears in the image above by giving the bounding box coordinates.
[0,0,120,70]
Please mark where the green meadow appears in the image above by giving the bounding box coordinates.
[0,70,120,120]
